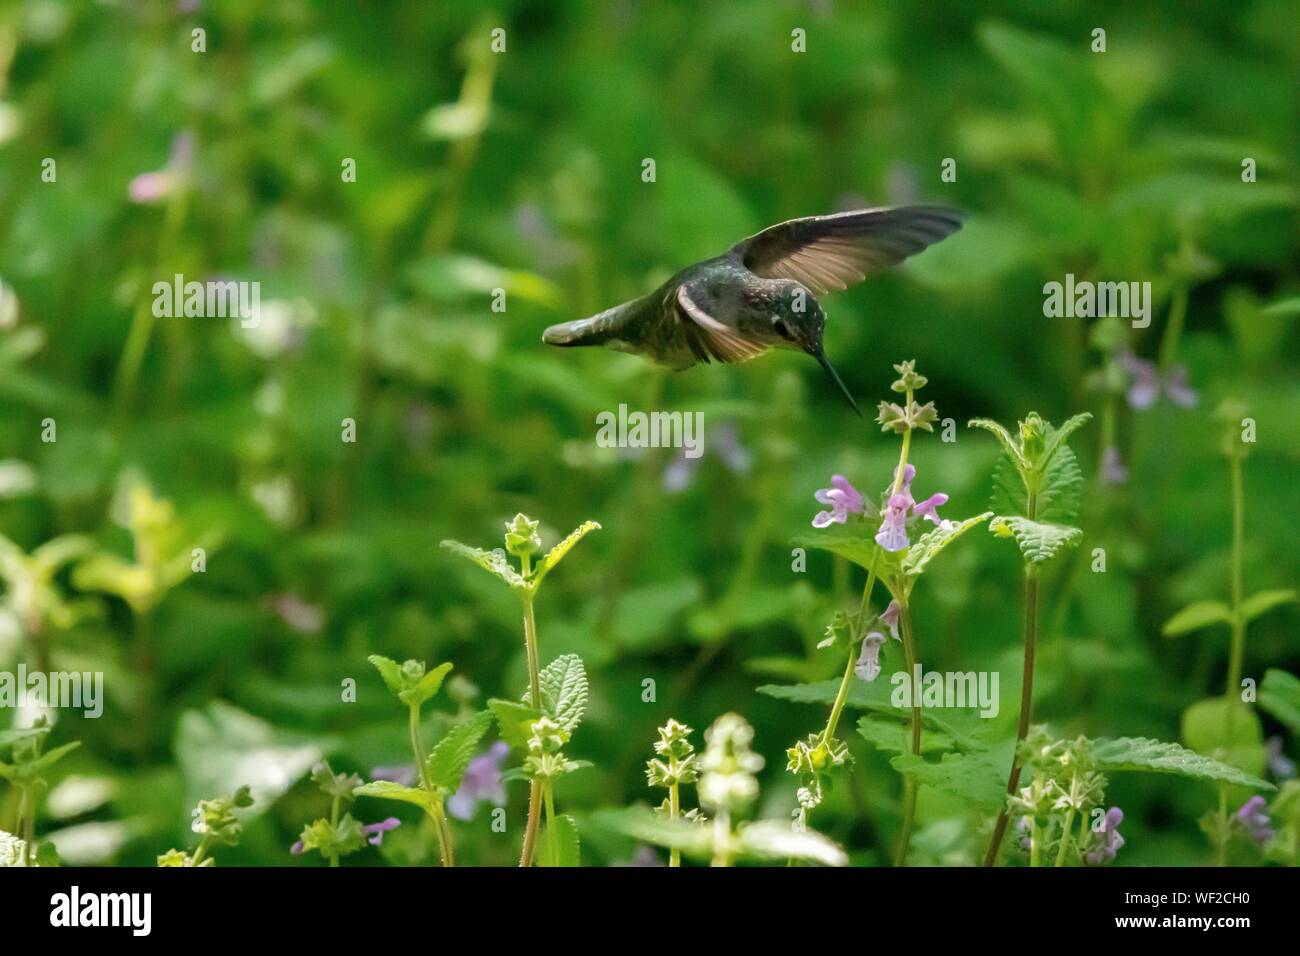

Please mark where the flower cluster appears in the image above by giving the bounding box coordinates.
[809,464,950,555]
[1236,796,1273,846]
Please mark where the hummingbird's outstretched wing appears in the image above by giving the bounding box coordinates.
[674,284,769,365]
[732,205,962,296]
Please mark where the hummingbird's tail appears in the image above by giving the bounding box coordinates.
[542,298,644,348]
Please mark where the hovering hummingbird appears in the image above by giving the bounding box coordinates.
[542,205,962,415]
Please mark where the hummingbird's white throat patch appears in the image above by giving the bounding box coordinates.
[595,404,703,459]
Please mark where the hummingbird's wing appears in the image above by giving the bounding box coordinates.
[674,284,770,365]
[732,205,962,296]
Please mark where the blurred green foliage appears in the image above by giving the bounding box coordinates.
[0,0,1296,866]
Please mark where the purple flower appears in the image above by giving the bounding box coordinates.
[448,741,509,821]
[872,465,948,552]
[1084,807,1125,865]
[1015,816,1033,853]
[854,631,887,682]
[812,474,865,528]
[1266,737,1296,780]
[879,599,901,642]
[664,422,750,493]
[874,494,911,550]
[1119,351,1197,411]
[128,130,195,203]
[290,839,305,855]
[370,765,417,787]
[362,817,401,847]
[1236,796,1273,846]
[1100,446,1127,485]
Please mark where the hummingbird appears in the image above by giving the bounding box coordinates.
[542,205,962,415]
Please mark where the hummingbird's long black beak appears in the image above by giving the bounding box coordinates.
[813,349,861,417]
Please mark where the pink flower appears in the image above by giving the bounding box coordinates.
[812,474,865,528]
[854,631,887,682]
[128,130,195,204]
[873,465,948,552]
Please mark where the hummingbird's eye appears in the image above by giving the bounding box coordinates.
[773,318,793,340]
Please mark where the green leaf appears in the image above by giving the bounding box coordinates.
[524,654,588,733]
[1259,670,1300,735]
[889,751,1006,810]
[1162,601,1232,637]
[791,525,901,576]
[737,821,847,867]
[857,715,957,754]
[990,516,1082,565]
[0,726,50,748]
[901,512,992,578]
[352,780,437,812]
[530,521,601,589]
[759,680,989,751]
[439,540,527,589]
[1040,413,1092,468]
[1094,735,1272,790]
[989,453,1026,517]
[488,698,541,749]
[968,418,1025,467]
[399,662,453,709]
[367,655,406,697]
[426,710,494,792]
[32,741,80,773]
[592,806,713,858]
[1241,589,1297,624]
[537,813,581,867]
[1036,444,1084,524]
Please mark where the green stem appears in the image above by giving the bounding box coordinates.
[1157,281,1189,372]
[893,599,921,867]
[409,703,454,867]
[519,556,544,867]
[1055,807,1077,867]
[823,559,880,745]
[711,810,732,867]
[984,497,1040,867]
[190,834,211,868]
[1225,455,1246,705]
[668,783,681,868]
[542,781,559,867]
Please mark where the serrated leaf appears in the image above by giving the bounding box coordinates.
[1241,589,1297,624]
[738,820,847,866]
[426,710,494,792]
[990,516,1082,565]
[592,807,713,858]
[759,680,989,751]
[537,813,581,867]
[531,521,600,589]
[1181,698,1265,779]
[1162,601,1232,637]
[1258,670,1300,735]
[399,662,453,708]
[857,715,956,754]
[439,540,527,589]
[1093,735,1272,790]
[352,780,438,812]
[889,751,1006,809]
[367,655,406,696]
[989,453,1025,517]
[1040,412,1092,466]
[1036,444,1083,524]
[901,512,992,578]
[488,698,541,749]
[968,418,1025,466]
[524,654,588,733]
[791,525,900,576]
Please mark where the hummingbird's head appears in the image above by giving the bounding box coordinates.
[770,283,861,417]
